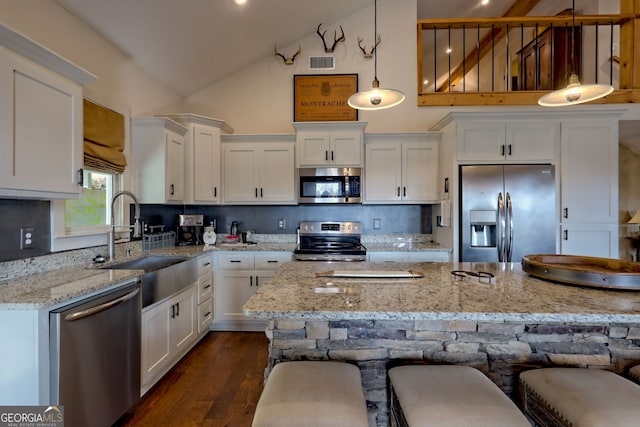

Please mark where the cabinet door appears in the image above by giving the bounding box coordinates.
[456,122,506,161]
[192,125,221,203]
[223,144,259,202]
[0,51,82,197]
[165,130,185,201]
[215,270,255,322]
[141,299,172,387]
[368,252,407,262]
[171,285,196,355]
[297,131,330,166]
[365,144,402,202]
[507,121,558,161]
[259,144,295,203]
[197,297,213,335]
[331,131,362,166]
[560,223,617,258]
[408,251,451,262]
[254,252,292,269]
[561,120,618,223]
[402,142,438,202]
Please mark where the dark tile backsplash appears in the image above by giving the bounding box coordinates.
[0,199,431,262]
[0,199,51,262]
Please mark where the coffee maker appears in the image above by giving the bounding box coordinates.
[176,214,204,246]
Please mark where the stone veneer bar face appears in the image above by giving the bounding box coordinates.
[264,319,640,427]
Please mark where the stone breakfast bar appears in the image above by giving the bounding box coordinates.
[243,261,640,427]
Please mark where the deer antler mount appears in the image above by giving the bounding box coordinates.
[316,23,346,53]
[274,45,302,65]
[357,35,381,58]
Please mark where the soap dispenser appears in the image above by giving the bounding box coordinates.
[203,220,217,245]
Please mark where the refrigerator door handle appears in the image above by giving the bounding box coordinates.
[497,192,505,262]
[505,192,513,262]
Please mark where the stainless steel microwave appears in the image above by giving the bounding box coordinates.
[297,167,362,204]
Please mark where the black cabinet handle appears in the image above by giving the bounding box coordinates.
[563,230,568,240]
[403,187,407,197]
[325,151,328,161]
[397,187,401,197]
[204,284,211,290]
[250,276,253,287]
[176,302,180,317]
[230,260,242,263]
[260,188,263,198]
[77,168,84,186]
[331,151,334,161]
[171,304,176,319]
[170,184,175,195]
[508,144,512,156]
[256,276,260,287]
[255,188,258,198]
[563,208,569,219]
[204,311,211,317]
[214,187,217,197]
[501,145,505,156]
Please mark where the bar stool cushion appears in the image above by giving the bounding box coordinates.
[388,365,530,427]
[629,364,640,384]
[520,368,640,427]
[252,361,368,427]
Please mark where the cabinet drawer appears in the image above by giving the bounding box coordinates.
[197,255,213,275]
[254,252,292,269]
[218,253,255,269]
[198,273,213,304]
[198,297,213,334]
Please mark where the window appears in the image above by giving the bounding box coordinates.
[64,169,113,230]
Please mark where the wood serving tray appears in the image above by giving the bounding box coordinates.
[522,254,640,290]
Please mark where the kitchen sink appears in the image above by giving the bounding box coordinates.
[102,255,188,273]
[102,255,196,308]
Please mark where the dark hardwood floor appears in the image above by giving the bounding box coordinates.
[118,332,268,427]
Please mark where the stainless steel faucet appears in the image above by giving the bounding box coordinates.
[108,191,141,261]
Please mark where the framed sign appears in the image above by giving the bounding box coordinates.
[294,74,358,122]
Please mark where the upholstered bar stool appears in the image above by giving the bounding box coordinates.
[520,368,640,426]
[388,365,530,427]
[628,364,640,384]
[251,361,369,427]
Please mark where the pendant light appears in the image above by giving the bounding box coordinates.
[538,0,613,107]
[348,0,405,110]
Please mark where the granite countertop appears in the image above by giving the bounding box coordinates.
[364,242,450,252]
[244,261,640,323]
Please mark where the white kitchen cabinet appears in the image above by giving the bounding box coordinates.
[559,118,619,258]
[222,135,295,204]
[161,114,232,204]
[456,120,558,162]
[365,133,439,204]
[132,117,187,203]
[293,121,366,167]
[196,253,214,336]
[0,24,95,199]
[213,251,291,331]
[141,283,197,395]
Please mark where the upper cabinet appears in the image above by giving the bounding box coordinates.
[221,134,296,205]
[160,114,233,205]
[365,133,440,204]
[293,122,366,167]
[456,120,558,162]
[132,117,187,203]
[0,24,95,199]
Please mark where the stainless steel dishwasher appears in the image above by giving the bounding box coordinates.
[50,278,141,427]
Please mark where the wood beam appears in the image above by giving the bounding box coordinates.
[434,0,541,92]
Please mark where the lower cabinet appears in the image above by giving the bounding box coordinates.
[560,223,618,258]
[196,253,214,336]
[141,283,197,395]
[213,251,292,331]
[368,251,451,262]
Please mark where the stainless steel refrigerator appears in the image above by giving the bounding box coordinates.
[460,164,556,262]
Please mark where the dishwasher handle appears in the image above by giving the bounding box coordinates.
[64,287,140,321]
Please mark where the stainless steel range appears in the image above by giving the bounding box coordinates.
[294,221,366,262]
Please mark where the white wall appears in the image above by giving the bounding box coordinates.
[0,0,182,116]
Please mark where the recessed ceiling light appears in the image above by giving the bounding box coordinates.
[481,0,489,5]
[446,47,452,54]
[235,0,247,5]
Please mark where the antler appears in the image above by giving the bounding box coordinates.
[357,34,381,58]
[316,23,346,53]
[274,45,302,65]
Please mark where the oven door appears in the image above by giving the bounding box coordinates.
[297,168,362,204]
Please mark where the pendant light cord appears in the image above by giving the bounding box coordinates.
[373,0,378,81]
[571,0,576,75]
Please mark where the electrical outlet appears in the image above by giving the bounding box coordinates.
[373,218,382,230]
[277,218,285,230]
[20,227,35,249]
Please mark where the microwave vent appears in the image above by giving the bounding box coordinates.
[309,56,335,70]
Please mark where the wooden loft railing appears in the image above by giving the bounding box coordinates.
[417,2,640,106]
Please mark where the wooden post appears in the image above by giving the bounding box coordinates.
[619,0,640,89]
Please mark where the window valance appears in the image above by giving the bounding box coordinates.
[83,99,126,174]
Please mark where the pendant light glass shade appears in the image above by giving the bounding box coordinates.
[538,1,613,107]
[347,0,404,111]
[348,78,405,110]
[538,73,614,107]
